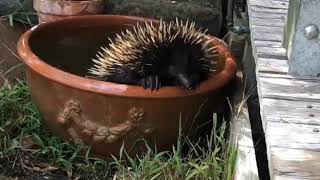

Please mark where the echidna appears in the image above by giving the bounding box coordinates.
[88,18,220,90]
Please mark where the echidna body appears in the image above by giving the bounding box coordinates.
[88,19,219,90]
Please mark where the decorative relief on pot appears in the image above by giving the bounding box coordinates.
[57,100,155,145]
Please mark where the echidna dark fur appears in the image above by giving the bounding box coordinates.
[88,18,220,91]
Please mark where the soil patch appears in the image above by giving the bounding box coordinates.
[1,152,68,180]
[0,20,27,86]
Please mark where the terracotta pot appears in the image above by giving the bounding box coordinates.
[33,0,105,23]
[17,15,237,157]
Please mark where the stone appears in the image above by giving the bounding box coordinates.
[0,0,19,16]
[105,0,223,36]
[0,0,37,25]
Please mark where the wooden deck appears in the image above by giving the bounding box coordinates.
[247,0,320,179]
[231,70,259,180]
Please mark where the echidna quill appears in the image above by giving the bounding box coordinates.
[87,18,220,90]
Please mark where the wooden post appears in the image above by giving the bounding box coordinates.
[283,0,320,77]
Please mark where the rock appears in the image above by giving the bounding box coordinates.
[0,0,19,16]
[105,0,223,36]
[0,0,38,25]
[22,0,33,11]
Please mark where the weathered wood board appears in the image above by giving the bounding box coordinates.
[257,58,288,74]
[232,104,260,180]
[230,75,259,180]
[246,0,320,179]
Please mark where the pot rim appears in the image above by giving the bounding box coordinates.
[17,15,237,98]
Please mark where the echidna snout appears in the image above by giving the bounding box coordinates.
[139,57,200,91]
[166,50,201,90]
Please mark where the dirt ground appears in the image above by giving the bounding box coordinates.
[1,153,68,180]
[0,20,27,86]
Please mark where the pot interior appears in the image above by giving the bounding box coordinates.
[29,20,133,77]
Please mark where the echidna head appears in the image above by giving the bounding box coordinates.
[166,49,199,90]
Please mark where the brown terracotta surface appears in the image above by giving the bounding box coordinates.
[33,0,104,23]
[17,15,237,157]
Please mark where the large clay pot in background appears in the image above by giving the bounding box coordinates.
[17,15,237,157]
[33,0,105,23]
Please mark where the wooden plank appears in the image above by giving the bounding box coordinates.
[254,41,282,48]
[250,12,287,20]
[252,32,283,41]
[266,121,320,151]
[256,47,287,59]
[259,72,320,82]
[251,26,284,34]
[271,147,320,180]
[250,0,289,5]
[265,122,320,179]
[256,47,287,56]
[232,104,259,180]
[274,0,290,1]
[230,72,259,180]
[250,6,288,14]
[256,47,287,60]
[259,75,320,101]
[262,98,320,125]
[257,58,288,74]
[250,17,286,27]
[251,17,286,24]
[250,0,288,9]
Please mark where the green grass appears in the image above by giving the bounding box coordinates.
[0,81,238,180]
